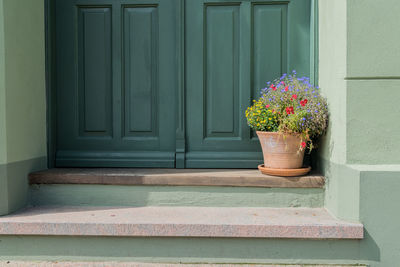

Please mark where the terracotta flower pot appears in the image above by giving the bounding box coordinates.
[256,131,305,169]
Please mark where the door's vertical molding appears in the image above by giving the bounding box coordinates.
[175,0,185,168]
[241,1,251,142]
[112,3,122,145]
[310,0,318,85]
[45,0,56,168]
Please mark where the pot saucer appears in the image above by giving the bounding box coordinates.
[258,164,311,177]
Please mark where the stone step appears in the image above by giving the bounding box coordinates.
[0,206,362,239]
[29,169,325,208]
[0,262,366,267]
[29,168,324,188]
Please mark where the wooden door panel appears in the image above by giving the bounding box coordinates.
[55,0,178,167]
[252,4,287,99]
[123,6,158,138]
[205,5,240,138]
[77,7,113,138]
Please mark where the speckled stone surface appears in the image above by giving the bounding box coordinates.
[0,206,363,239]
[0,262,366,267]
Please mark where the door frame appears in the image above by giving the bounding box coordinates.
[44,0,318,169]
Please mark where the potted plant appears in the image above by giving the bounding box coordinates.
[245,71,328,176]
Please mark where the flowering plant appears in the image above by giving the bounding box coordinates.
[245,71,328,150]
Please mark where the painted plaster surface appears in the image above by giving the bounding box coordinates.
[317,0,347,165]
[0,235,365,265]
[0,206,363,239]
[347,80,400,164]
[0,0,7,165]
[0,262,365,267]
[347,0,400,77]
[2,0,46,163]
[0,0,47,215]
[29,184,324,208]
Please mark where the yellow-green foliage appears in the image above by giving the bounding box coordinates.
[245,99,278,131]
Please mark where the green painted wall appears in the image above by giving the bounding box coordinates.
[2,0,47,163]
[0,236,366,265]
[0,0,8,214]
[347,0,400,78]
[347,80,400,164]
[317,0,347,166]
[346,0,400,164]
[0,0,6,166]
[319,0,400,266]
[318,0,351,220]
[0,0,47,216]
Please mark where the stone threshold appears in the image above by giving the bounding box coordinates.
[29,168,325,188]
[0,262,367,267]
[0,206,362,239]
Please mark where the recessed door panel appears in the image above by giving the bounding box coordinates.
[123,6,158,138]
[205,5,240,138]
[77,7,113,137]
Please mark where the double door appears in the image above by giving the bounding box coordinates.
[54,0,312,168]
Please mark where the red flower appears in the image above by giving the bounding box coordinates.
[270,84,277,91]
[301,142,306,148]
[291,94,297,100]
[304,99,308,104]
[265,104,270,108]
[300,99,308,107]
[285,86,289,92]
[281,81,285,85]
[286,106,294,115]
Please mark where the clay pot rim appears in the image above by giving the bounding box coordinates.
[256,131,302,137]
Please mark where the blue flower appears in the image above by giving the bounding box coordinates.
[317,103,321,106]
[315,110,318,113]
[302,117,306,121]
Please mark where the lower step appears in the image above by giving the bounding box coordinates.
[0,206,363,239]
[0,262,366,267]
[29,184,324,208]
[29,168,325,208]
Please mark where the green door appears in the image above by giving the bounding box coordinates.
[55,0,179,167]
[54,0,312,168]
[185,0,312,168]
